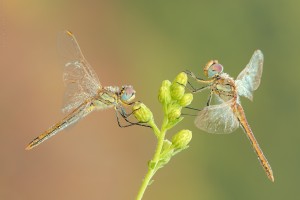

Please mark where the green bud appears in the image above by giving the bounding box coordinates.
[174,72,188,86]
[158,80,171,104]
[179,93,193,107]
[168,105,182,121]
[170,83,185,101]
[169,72,188,101]
[133,102,153,123]
[171,129,192,149]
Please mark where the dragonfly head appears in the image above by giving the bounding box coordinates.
[120,85,136,103]
[204,60,223,78]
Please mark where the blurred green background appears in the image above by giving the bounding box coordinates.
[0,1,298,199]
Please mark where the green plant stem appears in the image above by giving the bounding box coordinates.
[136,120,167,200]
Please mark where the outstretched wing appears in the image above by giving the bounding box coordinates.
[195,98,240,134]
[235,50,263,101]
[58,30,101,113]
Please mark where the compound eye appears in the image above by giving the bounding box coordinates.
[208,63,223,77]
[121,85,136,102]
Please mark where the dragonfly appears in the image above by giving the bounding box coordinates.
[185,50,274,182]
[26,30,143,150]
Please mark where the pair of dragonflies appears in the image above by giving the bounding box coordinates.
[25,31,273,182]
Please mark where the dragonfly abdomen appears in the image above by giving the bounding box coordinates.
[235,104,274,182]
[25,101,94,150]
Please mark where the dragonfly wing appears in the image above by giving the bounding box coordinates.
[58,31,102,113]
[195,98,240,134]
[236,50,263,101]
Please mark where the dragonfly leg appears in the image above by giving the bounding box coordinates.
[115,108,151,128]
[181,113,198,117]
[121,108,151,128]
[184,106,202,111]
[180,71,210,93]
[184,70,214,84]
[181,106,202,117]
[176,79,210,94]
[188,82,210,93]
[115,110,136,128]
[187,81,197,91]
[117,102,143,118]
[123,116,151,128]
[184,70,204,81]
[121,101,143,117]
[206,91,213,106]
[124,100,141,106]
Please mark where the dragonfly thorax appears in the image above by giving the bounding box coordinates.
[212,73,237,102]
[104,86,120,94]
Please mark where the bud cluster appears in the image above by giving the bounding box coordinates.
[158,72,193,130]
[131,72,194,191]
[152,72,194,169]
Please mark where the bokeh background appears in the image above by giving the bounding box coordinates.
[1,1,299,199]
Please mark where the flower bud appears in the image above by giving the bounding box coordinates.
[174,72,188,86]
[171,129,192,149]
[133,102,153,123]
[170,83,185,101]
[158,80,171,104]
[168,105,182,121]
[179,93,193,107]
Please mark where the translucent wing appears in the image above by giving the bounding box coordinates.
[195,98,240,134]
[58,30,101,113]
[236,50,263,101]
